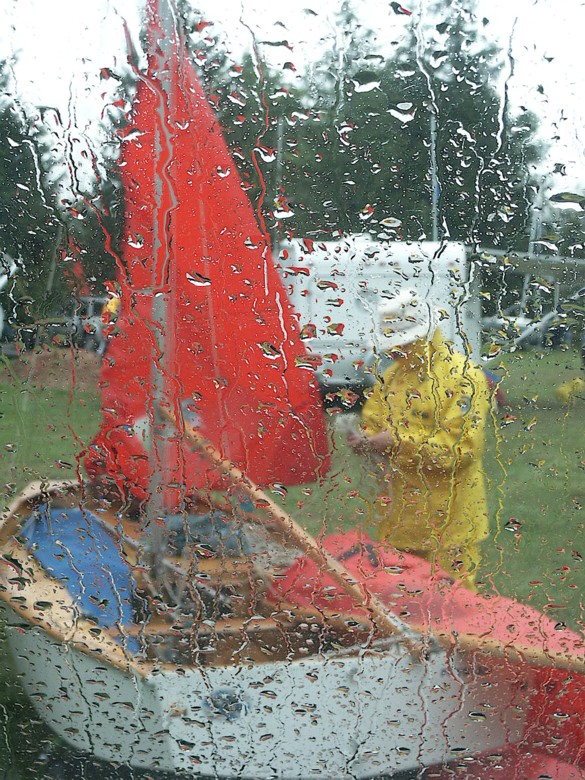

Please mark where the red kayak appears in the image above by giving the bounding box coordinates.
[269,529,585,775]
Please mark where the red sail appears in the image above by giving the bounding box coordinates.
[85,0,329,504]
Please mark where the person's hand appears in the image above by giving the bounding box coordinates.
[347,430,367,450]
[368,431,394,453]
[348,430,394,454]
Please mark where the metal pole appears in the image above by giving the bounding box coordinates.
[45,223,63,295]
[146,0,178,572]
[528,176,547,255]
[430,111,439,242]
[272,115,284,251]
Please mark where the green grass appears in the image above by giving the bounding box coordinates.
[0,379,101,501]
[480,348,585,630]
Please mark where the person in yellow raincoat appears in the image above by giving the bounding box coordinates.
[348,289,490,589]
[98,283,121,356]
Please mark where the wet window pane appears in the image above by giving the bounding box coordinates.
[0,1,584,777]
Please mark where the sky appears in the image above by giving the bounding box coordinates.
[1,0,585,193]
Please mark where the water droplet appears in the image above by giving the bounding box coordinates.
[326,323,345,336]
[258,342,281,359]
[217,166,231,178]
[227,91,246,107]
[127,234,144,249]
[294,354,321,370]
[274,206,294,219]
[429,50,449,68]
[282,265,309,277]
[270,483,287,497]
[351,79,380,93]
[389,107,416,123]
[468,711,487,721]
[381,217,402,228]
[187,272,212,286]
[255,145,276,163]
[359,204,375,221]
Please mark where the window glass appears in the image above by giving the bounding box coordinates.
[0,1,583,777]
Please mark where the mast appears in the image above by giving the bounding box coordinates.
[146,0,179,569]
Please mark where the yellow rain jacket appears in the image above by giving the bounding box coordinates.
[362,329,490,586]
[102,295,121,321]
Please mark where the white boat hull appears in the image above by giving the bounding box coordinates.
[3,609,527,778]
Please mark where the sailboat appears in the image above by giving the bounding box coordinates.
[1,1,584,777]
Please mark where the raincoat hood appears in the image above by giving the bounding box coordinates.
[377,289,437,351]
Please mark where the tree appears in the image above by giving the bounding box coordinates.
[25,62,135,311]
[278,1,544,247]
[407,3,543,249]
[0,53,136,326]
[0,60,61,310]
[150,1,546,254]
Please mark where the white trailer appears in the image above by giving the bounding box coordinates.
[277,235,481,390]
